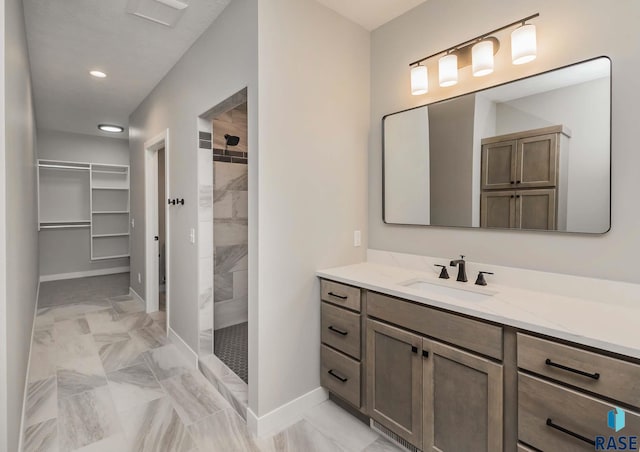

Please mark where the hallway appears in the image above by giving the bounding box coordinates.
[22,275,400,452]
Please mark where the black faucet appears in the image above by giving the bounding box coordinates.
[449,255,468,282]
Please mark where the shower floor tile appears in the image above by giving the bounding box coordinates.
[214,322,248,383]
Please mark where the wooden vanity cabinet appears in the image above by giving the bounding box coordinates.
[366,293,504,451]
[319,280,366,412]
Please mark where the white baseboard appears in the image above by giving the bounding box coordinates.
[214,298,248,330]
[18,281,40,452]
[39,266,129,282]
[247,387,328,438]
[168,327,199,369]
[129,287,145,305]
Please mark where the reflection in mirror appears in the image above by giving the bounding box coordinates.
[383,57,611,233]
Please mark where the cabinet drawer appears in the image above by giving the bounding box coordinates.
[321,280,361,312]
[321,302,361,359]
[367,291,503,360]
[321,345,360,407]
[519,373,640,452]
[518,333,640,407]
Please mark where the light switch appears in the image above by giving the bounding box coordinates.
[354,230,361,247]
[131,218,135,228]
[189,228,196,244]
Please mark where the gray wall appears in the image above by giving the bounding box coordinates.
[428,95,475,227]
[129,0,258,356]
[1,0,39,449]
[370,0,640,283]
[256,0,369,416]
[37,129,130,277]
[495,78,610,233]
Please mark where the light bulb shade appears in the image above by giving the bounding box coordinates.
[439,54,458,87]
[411,65,428,95]
[472,40,494,77]
[511,24,537,65]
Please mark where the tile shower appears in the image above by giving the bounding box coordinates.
[198,99,248,386]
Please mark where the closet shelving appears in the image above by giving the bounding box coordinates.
[37,159,130,261]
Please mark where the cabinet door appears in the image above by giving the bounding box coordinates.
[481,140,517,190]
[516,189,556,230]
[423,339,503,452]
[367,319,423,449]
[481,191,516,228]
[516,134,558,188]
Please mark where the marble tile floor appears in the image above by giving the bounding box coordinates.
[22,275,402,452]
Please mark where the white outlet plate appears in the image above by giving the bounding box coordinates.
[354,230,361,247]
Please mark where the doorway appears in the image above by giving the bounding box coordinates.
[144,129,170,328]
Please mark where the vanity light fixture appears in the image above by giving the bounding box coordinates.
[472,40,495,77]
[439,53,458,87]
[511,22,537,65]
[411,64,429,95]
[98,124,124,133]
[409,13,539,95]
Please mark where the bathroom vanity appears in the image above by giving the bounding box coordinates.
[318,262,640,452]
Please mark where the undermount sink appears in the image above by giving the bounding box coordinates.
[399,278,496,303]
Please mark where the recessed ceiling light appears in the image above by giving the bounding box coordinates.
[98,124,124,133]
[90,70,107,78]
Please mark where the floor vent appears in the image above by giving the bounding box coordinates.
[371,420,422,452]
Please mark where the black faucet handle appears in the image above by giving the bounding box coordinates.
[434,264,450,279]
[475,271,494,286]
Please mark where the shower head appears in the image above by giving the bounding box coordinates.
[224,134,240,147]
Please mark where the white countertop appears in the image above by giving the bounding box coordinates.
[317,262,640,360]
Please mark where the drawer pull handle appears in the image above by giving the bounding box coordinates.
[545,359,601,380]
[328,292,348,300]
[328,325,348,336]
[411,346,418,354]
[328,369,348,383]
[546,418,595,446]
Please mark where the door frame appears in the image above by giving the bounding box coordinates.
[144,129,170,324]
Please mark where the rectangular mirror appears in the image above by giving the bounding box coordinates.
[383,57,611,233]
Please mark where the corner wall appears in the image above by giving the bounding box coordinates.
[256,0,369,419]
[370,0,640,282]
[129,0,258,354]
[2,0,39,449]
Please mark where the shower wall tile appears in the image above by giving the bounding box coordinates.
[214,245,248,274]
[198,185,213,222]
[213,219,248,246]
[214,274,233,303]
[213,191,233,219]
[232,192,248,219]
[198,149,213,187]
[214,163,248,192]
[233,271,248,299]
[199,221,213,259]
[199,299,214,332]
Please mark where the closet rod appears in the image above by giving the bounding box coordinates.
[39,164,90,171]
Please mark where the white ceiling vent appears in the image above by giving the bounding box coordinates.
[126,0,189,27]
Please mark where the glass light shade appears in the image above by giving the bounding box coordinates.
[411,65,428,95]
[439,54,458,87]
[472,40,494,77]
[511,24,537,65]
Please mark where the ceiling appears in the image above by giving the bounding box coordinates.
[23,0,231,137]
[314,0,426,31]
